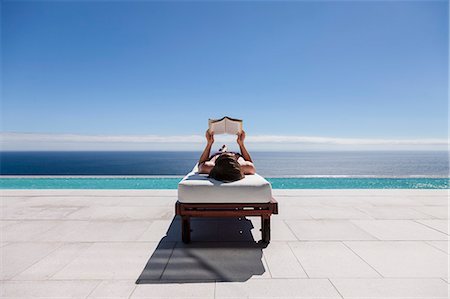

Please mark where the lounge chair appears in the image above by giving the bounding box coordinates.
[176,164,278,243]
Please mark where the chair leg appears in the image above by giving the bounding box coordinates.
[261,216,271,243]
[181,216,191,243]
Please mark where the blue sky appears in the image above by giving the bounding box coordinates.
[1,0,448,150]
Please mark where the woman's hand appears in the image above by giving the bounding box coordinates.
[237,130,246,145]
[206,130,214,145]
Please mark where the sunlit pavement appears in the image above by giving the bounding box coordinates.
[1,189,448,298]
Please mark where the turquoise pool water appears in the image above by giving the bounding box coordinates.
[0,177,448,189]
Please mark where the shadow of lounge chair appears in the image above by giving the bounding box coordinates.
[136,216,267,284]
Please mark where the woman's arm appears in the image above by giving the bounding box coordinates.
[198,130,215,174]
[237,131,252,162]
[237,131,256,174]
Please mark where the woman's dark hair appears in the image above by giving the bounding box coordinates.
[209,153,245,182]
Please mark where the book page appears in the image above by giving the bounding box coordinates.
[208,119,226,134]
[225,119,242,135]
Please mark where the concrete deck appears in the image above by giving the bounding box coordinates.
[1,189,448,299]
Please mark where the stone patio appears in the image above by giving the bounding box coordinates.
[1,189,448,298]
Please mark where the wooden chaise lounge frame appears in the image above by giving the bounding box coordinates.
[175,198,278,244]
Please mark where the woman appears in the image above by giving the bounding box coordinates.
[198,130,256,182]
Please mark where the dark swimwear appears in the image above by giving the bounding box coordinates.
[209,151,241,160]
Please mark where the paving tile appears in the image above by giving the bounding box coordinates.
[262,242,308,278]
[303,206,373,219]
[0,196,30,208]
[414,206,448,219]
[1,206,43,219]
[26,195,122,207]
[331,278,448,299]
[416,220,449,235]
[13,243,92,280]
[277,196,415,207]
[249,219,298,241]
[137,219,175,241]
[59,220,152,242]
[0,220,21,229]
[273,206,313,220]
[0,280,100,298]
[289,241,381,278]
[286,220,377,241]
[140,217,259,243]
[26,197,89,207]
[1,189,177,197]
[2,205,79,220]
[33,220,91,242]
[135,241,176,283]
[19,206,81,219]
[34,206,81,219]
[275,197,324,206]
[0,221,20,243]
[427,241,449,254]
[364,197,421,206]
[215,278,341,298]
[60,196,162,207]
[408,196,448,206]
[351,220,448,240]
[116,196,177,207]
[131,283,214,298]
[88,280,137,299]
[259,189,449,198]
[307,197,374,208]
[217,218,257,242]
[357,206,434,220]
[160,242,266,282]
[2,220,60,242]
[401,190,448,197]
[34,195,177,207]
[345,241,448,278]
[52,242,157,280]
[1,242,62,279]
[255,256,272,279]
[67,206,173,220]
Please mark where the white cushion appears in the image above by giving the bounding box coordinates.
[178,165,272,203]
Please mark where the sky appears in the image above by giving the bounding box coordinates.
[1,0,448,151]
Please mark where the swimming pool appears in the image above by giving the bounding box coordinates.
[0,177,448,189]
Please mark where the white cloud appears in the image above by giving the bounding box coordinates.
[0,132,448,151]
[0,132,205,143]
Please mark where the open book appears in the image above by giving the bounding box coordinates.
[208,116,243,135]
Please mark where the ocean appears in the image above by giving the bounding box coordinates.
[0,151,448,177]
[1,151,448,189]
